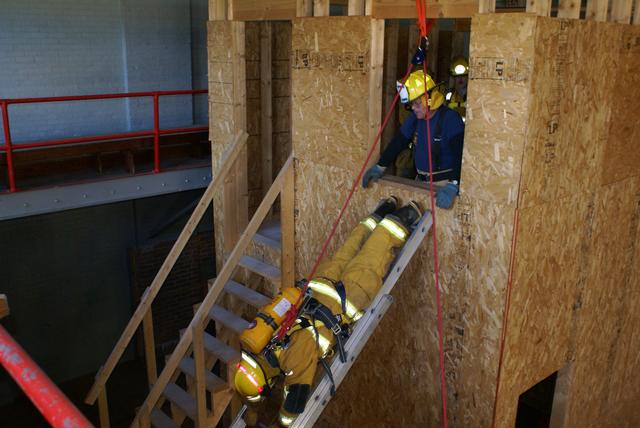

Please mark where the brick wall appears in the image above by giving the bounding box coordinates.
[130,232,214,353]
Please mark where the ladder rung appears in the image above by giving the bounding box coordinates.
[203,331,241,365]
[150,408,180,428]
[209,305,251,335]
[179,357,228,393]
[238,255,281,284]
[224,280,272,308]
[163,383,198,421]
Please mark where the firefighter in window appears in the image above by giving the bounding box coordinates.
[445,56,468,120]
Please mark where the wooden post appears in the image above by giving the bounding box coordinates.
[297,0,313,16]
[478,0,496,13]
[281,163,295,291]
[209,0,227,20]
[557,0,581,18]
[348,0,366,15]
[382,21,399,147]
[367,19,385,169]
[139,404,151,428]
[610,0,633,23]
[142,307,157,387]
[634,0,640,24]
[97,388,110,428]
[585,0,608,20]
[314,0,330,16]
[193,323,208,428]
[526,0,553,15]
[223,22,249,255]
[261,22,274,203]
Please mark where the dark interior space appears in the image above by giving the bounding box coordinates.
[515,371,558,428]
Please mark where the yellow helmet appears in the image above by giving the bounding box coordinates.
[450,57,469,76]
[396,70,444,110]
[234,352,269,402]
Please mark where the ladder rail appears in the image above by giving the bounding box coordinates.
[293,210,433,427]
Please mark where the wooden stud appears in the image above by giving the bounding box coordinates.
[634,0,640,24]
[223,22,249,254]
[314,0,330,16]
[97,388,110,428]
[193,323,208,428]
[211,388,234,427]
[130,156,293,427]
[139,404,151,428]
[0,295,9,319]
[261,22,274,204]
[368,19,385,170]
[297,0,314,16]
[557,0,581,18]
[281,162,295,291]
[526,0,553,16]
[209,0,227,20]
[478,0,496,13]
[382,21,399,147]
[365,0,373,15]
[142,306,158,387]
[610,0,633,23]
[348,0,366,15]
[585,0,608,20]
[84,131,247,406]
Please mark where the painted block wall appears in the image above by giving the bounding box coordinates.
[0,0,208,144]
[0,189,213,405]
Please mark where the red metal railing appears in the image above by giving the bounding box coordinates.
[0,325,93,428]
[0,89,208,193]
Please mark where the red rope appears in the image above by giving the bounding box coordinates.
[276,64,416,341]
[416,0,449,426]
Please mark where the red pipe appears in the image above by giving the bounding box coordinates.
[153,94,161,173]
[1,102,17,192]
[0,325,93,428]
[2,89,207,105]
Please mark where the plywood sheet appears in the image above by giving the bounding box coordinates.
[492,191,595,428]
[291,17,376,170]
[562,177,639,427]
[601,25,640,186]
[454,196,515,428]
[518,19,618,209]
[462,14,535,205]
[294,160,472,427]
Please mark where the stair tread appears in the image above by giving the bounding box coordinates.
[150,408,180,428]
[209,305,251,335]
[238,255,281,283]
[179,357,228,393]
[202,331,241,364]
[224,280,271,308]
[163,383,198,421]
[253,232,281,250]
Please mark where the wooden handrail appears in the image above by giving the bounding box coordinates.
[132,154,294,427]
[85,131,249,406]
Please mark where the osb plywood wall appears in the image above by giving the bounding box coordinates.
[208,20,291,265]
[291,16,472,427]
[291,13,640,428]
[484,16,640,427]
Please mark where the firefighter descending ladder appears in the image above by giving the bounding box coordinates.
[230,210,433,428]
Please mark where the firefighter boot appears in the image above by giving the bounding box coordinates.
[389,200,422,229]
[372,196,399,220]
